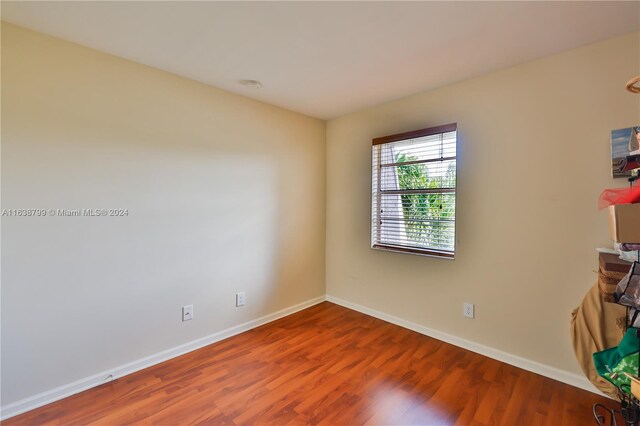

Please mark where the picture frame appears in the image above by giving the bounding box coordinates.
[611,126,640,178]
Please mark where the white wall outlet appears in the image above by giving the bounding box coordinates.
[182,304,193,321]
[463,303,475,319]
[236,292,245,307]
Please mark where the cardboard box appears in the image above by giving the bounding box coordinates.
[608,203,640,243]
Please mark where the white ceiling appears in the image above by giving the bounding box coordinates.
[2,1,639,119]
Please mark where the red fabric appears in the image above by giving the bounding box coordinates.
[598,185,640,210]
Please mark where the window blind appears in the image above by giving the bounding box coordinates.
[371,123,457,258]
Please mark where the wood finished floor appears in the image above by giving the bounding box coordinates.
[4,302,611,425]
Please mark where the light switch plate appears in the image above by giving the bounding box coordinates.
[182,304,193,321]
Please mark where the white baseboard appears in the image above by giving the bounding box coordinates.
[0,295,327,420]
[325,294,608,398]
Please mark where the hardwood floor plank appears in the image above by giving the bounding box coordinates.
[3,302,612,425]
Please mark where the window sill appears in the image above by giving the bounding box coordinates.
[372,243,455,260]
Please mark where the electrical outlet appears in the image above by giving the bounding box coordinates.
[236,292,245,307]
[182,304,193,321]
[463,303,474,319]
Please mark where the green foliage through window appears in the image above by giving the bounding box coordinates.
[395,153,456,250]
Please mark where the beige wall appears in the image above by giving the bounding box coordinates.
[2,19,639,410]
[1,23,325,405]
[326,32,640,376]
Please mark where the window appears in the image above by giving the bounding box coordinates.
[371,123,457,258]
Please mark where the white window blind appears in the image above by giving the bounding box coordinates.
[371,123,457,258]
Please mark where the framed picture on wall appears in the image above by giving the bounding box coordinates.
[611,126,640,178]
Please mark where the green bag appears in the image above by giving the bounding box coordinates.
[593,327,640,393]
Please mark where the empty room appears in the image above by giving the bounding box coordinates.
[2,1,640,425]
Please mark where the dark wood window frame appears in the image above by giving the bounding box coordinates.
[371,123,457,259]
